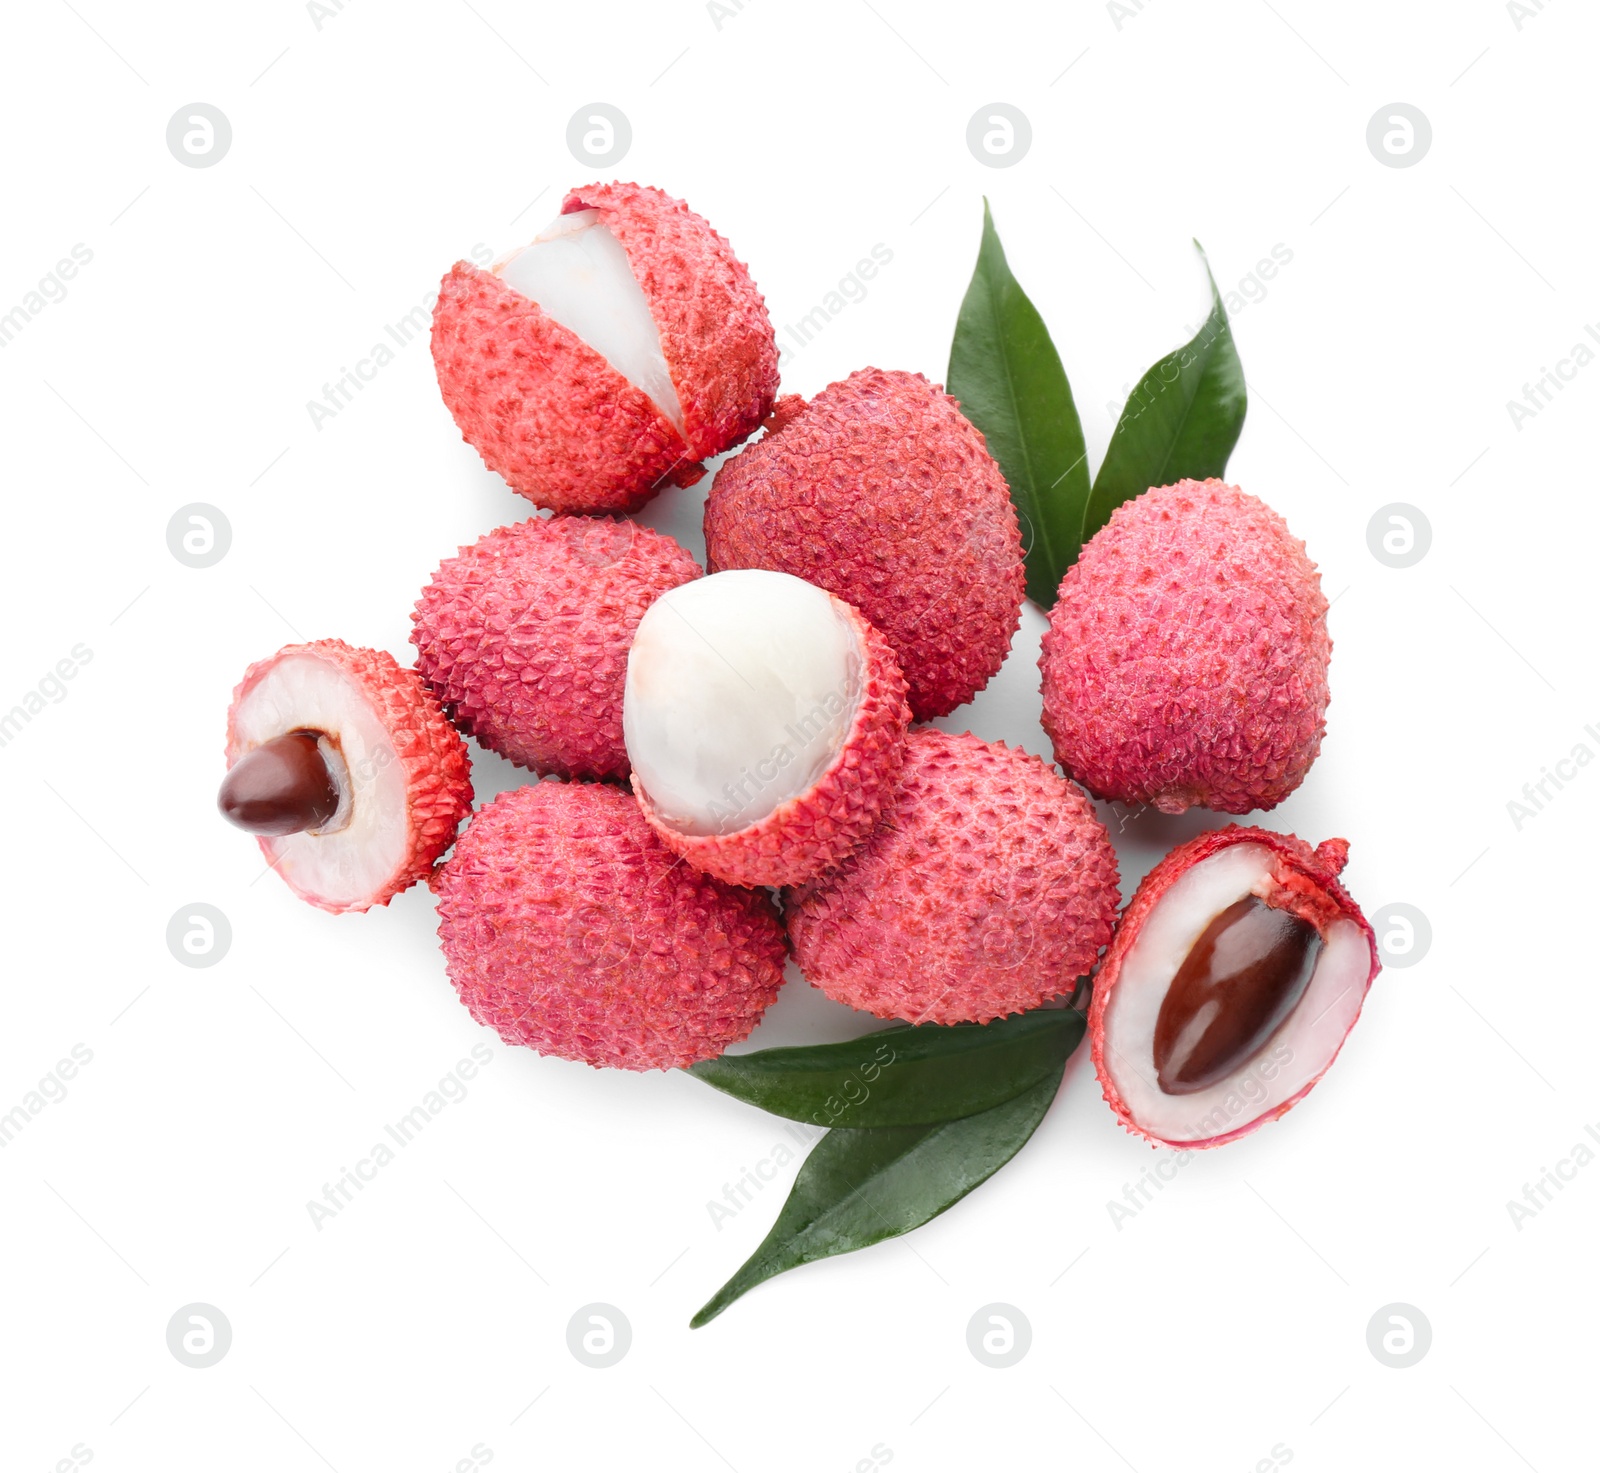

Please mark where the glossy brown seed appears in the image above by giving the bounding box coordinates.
[1153,896,1321,1096]
[218,731,340,836]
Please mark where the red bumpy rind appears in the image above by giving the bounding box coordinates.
[412,516,700,780]
[785,728,1121,1024]
[704,367,1025,720]
[430,183,777,513]
[434,782,787,1071]
[1088,825,1380,1149]
[632,599,912,888]
[1039,479,1331,815]
[224,639,474,914]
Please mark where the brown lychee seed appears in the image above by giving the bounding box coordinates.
[1090,826,1379,1148]
[218,731,342,836]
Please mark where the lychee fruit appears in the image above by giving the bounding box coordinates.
[785,728,1121,1024]
[702,368,1025,719]
[1090,825,1379,1149]
[1039,478,1331,815]
[411,516,700,780]
[220,640,473,913]
[431,182,778,514]
[433,781,786,1070]
[623,569,911,889]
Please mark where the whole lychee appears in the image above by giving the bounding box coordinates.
[1090,825,1379,1149]
[220,639,473,913]
[1039,478,1331,815]
[785,728,1120,1024]
[623,569,911,888]
[412,516,699,780]
[434,782,786,1070]
[703,368,1025,719]
[431,182,778,514]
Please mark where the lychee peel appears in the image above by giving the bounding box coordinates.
[430,183,777,513]
[224,640,473,913]
[1039,478,1331,815]
[704,368,1025,720]
[632,599,911,888]
[786,729,1121,1024]
[1089,825,1379,1149]
[434,782,786,1071]
[412,516,700,779]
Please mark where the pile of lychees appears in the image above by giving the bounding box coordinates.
[220,183,1378,1150]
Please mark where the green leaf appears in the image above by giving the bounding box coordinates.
[948,199,1090,608]
[689,1055,1069,1328]
[687,1009,1083,1128]
[1083,241,1248,544]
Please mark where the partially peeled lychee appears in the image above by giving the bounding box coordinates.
[431,182,779,514]
[1090,826,1379,1148]
[434,781,786,1070]
[220,640,474,913]
[623,569,911,889]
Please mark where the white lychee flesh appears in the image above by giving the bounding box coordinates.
[494,210,683,431]
[1099,843,1370,1145]
[229,653,409,908]
[623,570,861,837]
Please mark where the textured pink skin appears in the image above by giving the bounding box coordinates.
[430,183,777,513]
[704,368,1025,720]
[632,598,911,888]
[413,517,700,779]
[224,640,474,914]
[786,729,1121,1024]
[1089,826,1380,1149]
[434,782,786,1071]
[564,182,778,461]
[1039,479,1331,814]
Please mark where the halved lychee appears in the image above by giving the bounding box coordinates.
[622,569,911,888]
[411,515,700,779]
[220,640,473,913]
[434,781,787,1070]
[786,728,1122,1024]
[1090,826,1380,1148]
[431,182,778,514]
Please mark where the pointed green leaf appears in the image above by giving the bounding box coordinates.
[1083,241,1247,543]
[687,1009,1082,1128]
[689,1056,1069,1327]
[948,200,1090,607]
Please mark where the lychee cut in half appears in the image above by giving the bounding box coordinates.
[1040,478,1331,815]
[220,640,473,913]
[623,569,911,889]
[431,182,778,514]
[1090,826,1379,1149]
[434,781,786,1070]
[786,729,1121,1024]
[412,516,700,780]
[703,367,1025,719]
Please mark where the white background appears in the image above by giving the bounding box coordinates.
[1,1,1594,1468]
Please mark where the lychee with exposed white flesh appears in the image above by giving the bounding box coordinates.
[785,728,1121,1023]
[1090,826,1379,1148]
[434,781,786,1070]
[431,182,778,513]
[220,640,474,913]
[411,516,700,779]
[623,569,911,888]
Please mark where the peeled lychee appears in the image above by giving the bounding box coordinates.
[1040,478,1331,815]
[220,640,473,913]
[703,368,1025,719]
[1091,826,1379,1149]
[623,569,911,888]
[786,729,1120,1024]
[431,182,778,514]
[411,516,700,780]
[434,782,786,1070]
